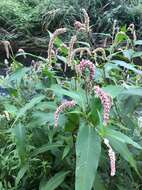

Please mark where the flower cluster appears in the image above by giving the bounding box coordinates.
[95,86,112,125]
[104,138,116,176]
[54,100,76,128]
[78,59,95,80]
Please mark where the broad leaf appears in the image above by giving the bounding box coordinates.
[75,123,101,190]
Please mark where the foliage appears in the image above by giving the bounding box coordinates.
[0,0,142,42]
[0,11,142,190]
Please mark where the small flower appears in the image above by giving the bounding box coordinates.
[94,86,112,125]
[54,100,76,128]
[78,59,95,80]
[104,138,116,176]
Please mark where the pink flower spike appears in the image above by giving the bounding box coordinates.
[54,100,76,128]
[104,138,116,176]
[78,59,95,80]
[95,86,112,125]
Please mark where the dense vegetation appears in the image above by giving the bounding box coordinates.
[0,1,142,190]
[1,0,142,42]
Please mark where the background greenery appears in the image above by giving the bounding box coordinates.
[0,0,142,42]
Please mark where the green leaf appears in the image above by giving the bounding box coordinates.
[105,128,142,149]
[122,49,134,60]
[57,55,67,64]
[39,171,69,190]
[104,63,120,78]
[16,164,28,186]
[103,85,125,98]
[132,51,142,58]
[12,95,45,126]
[121,87,142,96]
[108,137,139,174]
[50,85,86,108]
[93,174,106,190]
[134,40,142,46]
[8,67,30,86]
[114,32,129,44]
[111,60,142,75]
[31,144,63,157]
[12,123,27,163]
[62,145,70,160]
[75,123,101,190]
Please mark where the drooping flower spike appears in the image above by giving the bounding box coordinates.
[94,86,112,125]
[54,100,76,128]
[104,138,116,176]
[48,28,67,64]
[78,59,95,80]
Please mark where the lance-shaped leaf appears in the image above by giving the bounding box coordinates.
[39,171,69,190]
[105,128,142,149]
[75,122,101,190]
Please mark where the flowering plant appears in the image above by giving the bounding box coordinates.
[0,9,142,190]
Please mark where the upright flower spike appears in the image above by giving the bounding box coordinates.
[48,28,67,65]
[67,35,77,69]
[104,138,116,176]
[54,100,76,128]
[78,59,95,80]
[94,86,112,125]
[82,9,90,33]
